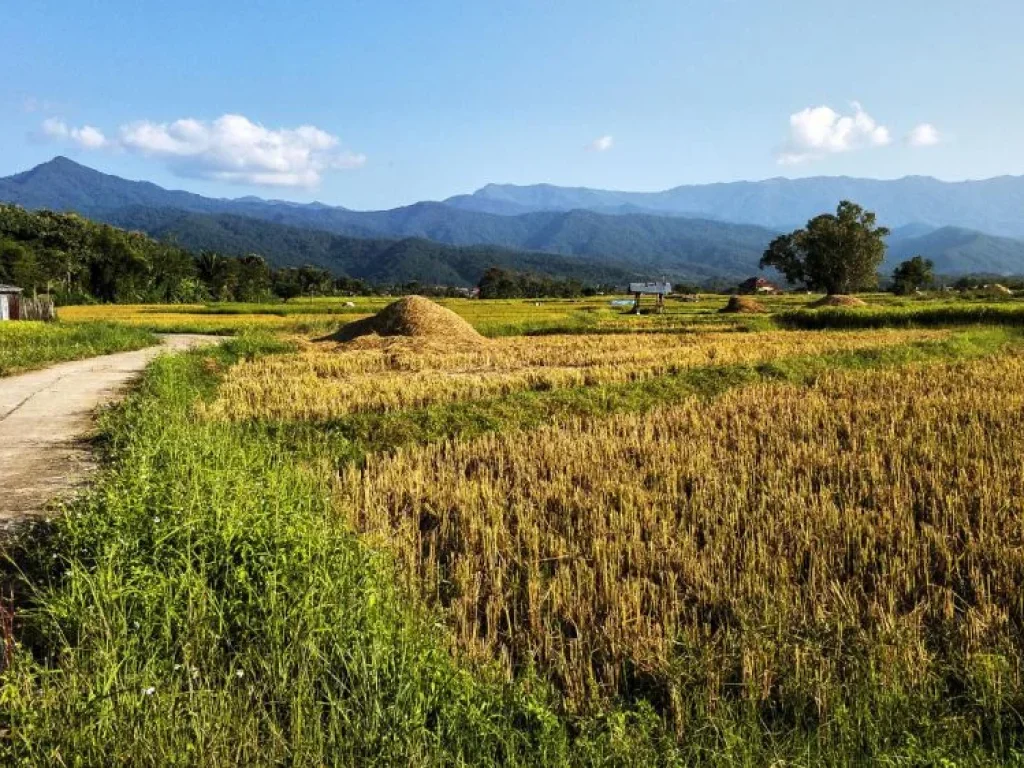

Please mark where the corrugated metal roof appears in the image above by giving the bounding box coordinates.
[0,285,24,293]
[628,282,672,295]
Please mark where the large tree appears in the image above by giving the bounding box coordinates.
[891,255,935,295]
[760,201,889,295]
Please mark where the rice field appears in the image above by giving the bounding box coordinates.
[5,295,1024,765]
[205,328,952,420]
[339,353,1024,727]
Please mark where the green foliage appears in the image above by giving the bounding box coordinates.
[891,255,936,295]
[478,266,598,299]
[776,303,1024,330]
[0,321,157,376]
[0,205,199,303]
[0,204,633,301]
[761,201,890,294]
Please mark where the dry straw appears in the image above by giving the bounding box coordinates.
[204,328,949,421]
[809,294,868,308]
[328,295,487,346]
[720,295,768,313]
[338,353,1024,716]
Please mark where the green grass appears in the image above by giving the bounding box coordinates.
[3,329,1023,766]
[0,321,158,377]
[776,303,1024,330]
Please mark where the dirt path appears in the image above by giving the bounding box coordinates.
[0,334,221,528]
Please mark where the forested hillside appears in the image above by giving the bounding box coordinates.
[0,205,633,302]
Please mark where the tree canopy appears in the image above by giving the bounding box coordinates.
[0,205,610,303]
[891,256,935,295]
[760,201,889,295]
[477,267,603,299]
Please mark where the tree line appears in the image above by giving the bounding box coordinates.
[476,267,619,299]
[0,205,496,303]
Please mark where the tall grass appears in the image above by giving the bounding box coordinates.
[777,304,1024,330]
[0,321,156,377]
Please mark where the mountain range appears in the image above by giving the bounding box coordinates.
[0,157,1022,283]
[447,176,1024,239]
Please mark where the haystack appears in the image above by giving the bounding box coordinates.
[329,296,485,345]
[809,295,867,308]
[720,295,768,314]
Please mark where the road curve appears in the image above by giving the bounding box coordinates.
[0,334,222,527]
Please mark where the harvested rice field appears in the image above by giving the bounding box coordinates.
[5,295,1024,766]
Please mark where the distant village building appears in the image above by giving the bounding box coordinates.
[737,277,782,295]
[0,284,23,321]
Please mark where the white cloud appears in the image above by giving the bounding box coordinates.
[41,118,109,149]
[39,113,364,187]
[777,102,891,164]
[586,134,614,152]
[907,123,941,147]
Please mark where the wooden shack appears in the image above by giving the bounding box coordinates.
[628,281,672,314]
[0,284,23,321]
[0,286,56,321]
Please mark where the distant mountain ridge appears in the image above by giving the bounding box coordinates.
[0,158,780,280]
[447,176,1024,240]
[0,157,1022,279]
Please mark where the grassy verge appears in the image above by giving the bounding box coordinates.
[0,322,158,377]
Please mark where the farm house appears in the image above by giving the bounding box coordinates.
[737,276,782,295]
[0,284,23,321]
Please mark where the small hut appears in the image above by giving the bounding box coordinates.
[628,281,672,314]
[737,277,782,295]
[0,286,56,321]
[0,284,23,321]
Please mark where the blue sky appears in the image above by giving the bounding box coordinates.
[2,0,1022,209]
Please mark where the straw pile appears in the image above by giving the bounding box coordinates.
[720,295,768,314]
[809,295,868,308]
[329,296,486,345]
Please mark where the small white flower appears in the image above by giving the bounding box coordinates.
[142,686,156,696]
[133,621,140,629]
[173,664,182,671]
[235,669,244,678]
[153,517,161,524]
